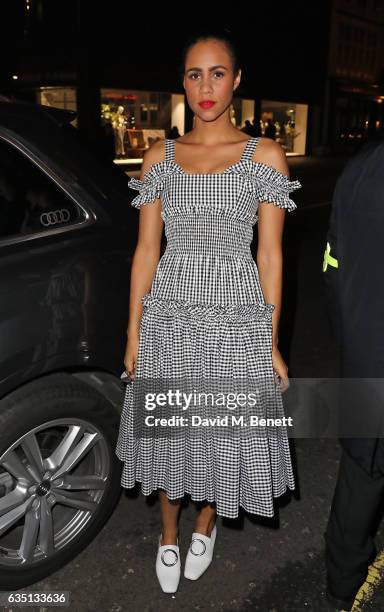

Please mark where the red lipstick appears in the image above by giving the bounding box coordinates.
[198,100,216,109]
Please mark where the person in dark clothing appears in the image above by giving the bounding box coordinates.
[167,125,181,139]
[251,117,261,137]
[264,118,276,140]
[240,119,253,135]
[322,131,384,611]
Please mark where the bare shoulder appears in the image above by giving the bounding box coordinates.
[140,138,167,178]
[254,137,289,177]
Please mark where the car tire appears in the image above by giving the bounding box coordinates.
[0,372,123,590]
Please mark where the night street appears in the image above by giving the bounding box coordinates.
[12,155,381,612]
[3,2,384,610]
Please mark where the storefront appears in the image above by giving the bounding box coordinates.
[100,89,257,164]
[260,100,308,156]
[100,89,184,163]
[35,86,309,159]
[331,84,384,153]
[37,86,77,126]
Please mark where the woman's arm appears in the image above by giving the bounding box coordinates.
[256,139,290,387]
[125,140,165,375]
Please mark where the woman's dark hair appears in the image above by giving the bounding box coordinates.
[178,28,242,79]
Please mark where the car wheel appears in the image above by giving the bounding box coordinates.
[0,372,122,589]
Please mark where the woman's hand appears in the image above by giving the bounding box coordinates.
[272,345,290,392]
[124,333,139,381]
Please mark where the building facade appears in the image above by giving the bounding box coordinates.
[10,1,384,159]
[322,0,384,152]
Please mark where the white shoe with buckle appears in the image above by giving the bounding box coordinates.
[155,533,181,593]
[184,524,217,580]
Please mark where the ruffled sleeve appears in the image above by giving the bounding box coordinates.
[249,163,301,212]
[128,168,164,209]
[229,161,301,212]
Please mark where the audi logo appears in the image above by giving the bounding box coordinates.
[40,209,71,227]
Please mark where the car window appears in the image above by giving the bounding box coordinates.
[0,137,86,240]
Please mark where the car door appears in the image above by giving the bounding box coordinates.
[0,133,128,395]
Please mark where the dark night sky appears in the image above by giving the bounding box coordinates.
[3,1,331,102]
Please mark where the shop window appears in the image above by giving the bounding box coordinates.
[37,87,77,126]
[260,101,308,156]
[101,89,171,161]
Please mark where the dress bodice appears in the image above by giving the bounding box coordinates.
[127,137,302,306]
[128,137,301,227]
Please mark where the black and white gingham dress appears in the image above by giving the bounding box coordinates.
[115,136,301,518]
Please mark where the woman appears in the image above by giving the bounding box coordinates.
[115,28,301,593]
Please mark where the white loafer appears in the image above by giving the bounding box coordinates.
[184,524,217,580]
[155,534,181,593]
